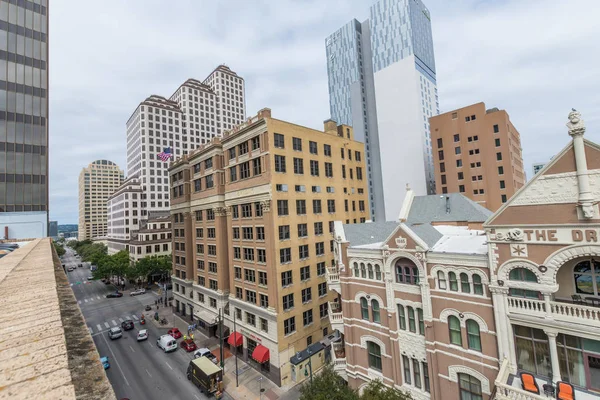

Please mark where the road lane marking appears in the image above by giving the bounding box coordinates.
[111,320,117,326]
[102,335,130,387]
[96,296,101,300]
[132,315,138,320]
[96,324,102,331]
[70,283,73,287]
[104,322,110,328]
[165,361,173,370]
[88,326,93,334]
[194,395,200,400]
[84,299,88,303]
[145,369,152,378]
[78,300,81,305]
[118,317,124,323]
[129,345,135,353]
[89,298,94,302]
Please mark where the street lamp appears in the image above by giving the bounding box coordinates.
[258,376,265,399]
[303,348,313,383]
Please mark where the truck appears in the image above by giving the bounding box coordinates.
[187,357,224,396]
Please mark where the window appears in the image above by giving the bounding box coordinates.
[195,210,203,221]
[453,134,460,142]
[293,158,304,174]
[423,362,430,392]
[493,124,499,133]
[274,133,285,148]
[372,300,380,323]
[253,158,262,175]
[244,269,256,283]
[448,315,462,345]
[441,175,447,185]
[256,227,265,240]
[325,162,333,178]
[284,317,295,335]
[403,356,411,384]
[437,271,447,289]
[276,184,288,192]
[297,223,308,237]
[509,268,540,298]
[252,136,260,150]
[361,298,369,320]
[310,160,319,176]
[277,200,288,216]
[472,274,484,295]
[340,148,345,159]
[281,270,292,286]
[398,305,406,330]
[274,155,286,173]
[280,248,291,263]
[395,260,419,285]
[301,288,311,303]
[303,309,313,326]
[246,312,256,326]
[309,141,318,154]
[501,194,507,203]
[449,272,458,291]
[458,374,483,400]
[312,200,322,214]
[418,308,424,335]
[319,303,328,318]
[279,225,290,240]
[234,267,241,280]
[500,180,506,189]
[260,318,268,332]
[440,162,446,173]
[299,245,309,259]
[318,282,327,297]
[495,138,501,147]
[246,290,256,304]
[210,279,218,291]
[496,152,502,161]
[229,147,236,160]
[367,341,382,371]
[324,144,332,156]
[292,137,302,151]
[457,159,463,167]
[455,147,461,155]
[498,166,504,175]
[459,185,465,193]
[437,138,443,148]
[258,271,267,286]
[413,359,422,389]
[283,294,294,310]
[317,262,326,276]
[460,273,470,293]
[466,320,482,351]
[407,306,416,332]
[239,142,249,155]
[315,242,325,256]
[573,258,600,296]
[296,200,306,215]
[438,150,444,160]
[327,200,336,213]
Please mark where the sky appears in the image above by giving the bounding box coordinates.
[49,0,600,224]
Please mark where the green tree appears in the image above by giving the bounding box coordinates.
[359,380,412,400]
[299,364,359,400]
[53,241,66,257]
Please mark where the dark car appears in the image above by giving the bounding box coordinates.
[106,292,123,298]
[121,319,134,331]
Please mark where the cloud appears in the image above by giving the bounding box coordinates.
[49,0,600,223]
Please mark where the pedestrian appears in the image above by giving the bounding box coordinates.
[155,299,157,306]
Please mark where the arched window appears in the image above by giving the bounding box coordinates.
[460,273,470,293]
[368,263,374,280]
[395,259,419,285]
[407,306,416,333]
[449,272,458,291]
[360,263,366,278]
[509,268,540,299]
[353,262,359,277]
[361,297,369,320]
[448,315,462,345]
[367,341,382,371]
[438,271,447,289]
[473,274,483,295]
[458,373,483,400]
[466,319,481,351]
[375,265,382,281]
[573,258,600,296]
[398,305,406,330]
[372,299,381,323]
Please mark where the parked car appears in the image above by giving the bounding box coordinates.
[130,289,146,296]
[167,328,182,339]
[108,327,122,340]
[101,356,110,369]
[157,334,177,353]
[67,267,74,272]
[121,319,134,331]
[103,280,111,285]
[106,292,123,298]
[194,348,218,364]
[181,339,198,352]
[137,329,148,341]
[87,276,93,281]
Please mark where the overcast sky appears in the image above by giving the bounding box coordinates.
[49,0,600,224]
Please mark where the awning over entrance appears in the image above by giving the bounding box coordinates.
[252,344,270,364]
[194,309,218,326]
[227,331,243,347]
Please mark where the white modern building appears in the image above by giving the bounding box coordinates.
[107,65,246,255]
[326,0,438,222]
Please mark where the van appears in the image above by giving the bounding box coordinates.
[108,327,122,340]
[157,334,177,353]
[187,357,223,395]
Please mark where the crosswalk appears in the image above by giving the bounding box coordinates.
[77,295,104,304]
[88,314,141,335]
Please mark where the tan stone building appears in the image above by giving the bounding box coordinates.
[128,211,171,264]
[430,102,525,212]
[169,108,369,386]
[331,110,600,400]
[78,160,124,241]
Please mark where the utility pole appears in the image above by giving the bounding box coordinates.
[219,308,224,371]
[234,310,239,387]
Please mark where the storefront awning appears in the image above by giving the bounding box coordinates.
[252,344,270,364]
[194,309,218,326]
[227,331,243,347]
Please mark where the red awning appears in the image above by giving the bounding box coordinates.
[228,331,243,347]
[252,344,270,364]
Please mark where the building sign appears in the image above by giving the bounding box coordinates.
[240,328,262,343]
[495,228,599,244]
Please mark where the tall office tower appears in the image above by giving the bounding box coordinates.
[169,108,369,387]
[326,0,438,222]
[430,102,526,212]
[106,65,245,254]
[78,160,124,241]
[0,1,49,239]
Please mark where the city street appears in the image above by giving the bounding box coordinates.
[62,247,220,400]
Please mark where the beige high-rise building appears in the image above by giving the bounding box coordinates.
[79,160,124,241]
[430,102,526,211]
[169,108,369,387]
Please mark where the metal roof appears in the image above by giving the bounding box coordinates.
[407,193,492,224]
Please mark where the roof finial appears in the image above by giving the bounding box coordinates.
[406,183,411,191]
[567,108,586,137]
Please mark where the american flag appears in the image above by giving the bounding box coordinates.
[157,147,173,162]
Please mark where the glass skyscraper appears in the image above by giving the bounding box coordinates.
[326,0,438,222]
[0,1,49,239]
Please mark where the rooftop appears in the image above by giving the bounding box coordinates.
[0,239,116,400]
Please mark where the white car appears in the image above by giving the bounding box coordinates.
[194,348,218,364]
[130,289,146,296]
[137,329,148,341]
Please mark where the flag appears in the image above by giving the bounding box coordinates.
[158,147,173,162]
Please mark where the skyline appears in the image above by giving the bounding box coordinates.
[49,0,600,223]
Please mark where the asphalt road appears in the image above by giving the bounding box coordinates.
[61,248,213,400]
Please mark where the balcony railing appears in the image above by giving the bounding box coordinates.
[493,358,545,400]
[331,342,347,381]
[506,297,600,328]
[328,302,344,335]
[326,267,341,294]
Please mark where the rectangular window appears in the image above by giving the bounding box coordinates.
[229,147,236,160]
[232,205,239,219]
[319,302,328,318]
[292,137,302,151]
[438,150,444,161]
[459,185,465,193]
[496,152,503,161]
[293,158,304,174]
[458,172,464,180]
[413,359,422,389]
[196,228,204,238]
[233,247,241,259]
[502,194,508,203]
[310,160,319,176]
[314,222,323,235]
[280,248,291,263]
[243,248,254,261]
[208,245,217,256]
[253,158,262,175]
[195,210,203,221]
[493,124,499,133]
[281,271,292,287]
[324,144,332,156]
[303,309,313,326]
[244,268,256,283]
[298,223,308,237]
[301,288,312,303]
[229,168,237,182]
[277,200,289,216]
[300,266,310,281]
[241,203,252,218]
[437,138,443,148]
[327,200,336,213]
[209,279,218,291]
[260,318,268,332]
[246,290,256,304]
[274,133,285,148]
[274,155,286,173]
[296,200,306,215]
[207,228,216,238]
[299,245,309,259]
[500,180,506,189]
[325,162,333,178]
[423,362,430,393]
[403,355,411,384]
[260,294,269,308]
[205,174,214,189]
[495,138,501,147]
[246,312,256,326]
[317,262,326,276]
[440,162,445,173]
[256,227,265,240]
[315,242,325,256]
[276,184,288,192]
[283,294,294,310]
[309,141,318,155]
[208,262,217,273]
[252,136,260,150]
[498,166,504,175]
[257,249,266,263]
[234,267,241,280]
[239,142,249,155]
[279,225,290,240]
[284,317,296,335]
[312,200,322,214]
[457,159,462,167]
[318,282,327,297]
[455,147,461,155]
[205,157,213,169]
[258,271,267,286]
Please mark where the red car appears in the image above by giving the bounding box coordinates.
[167,328,182,339]
[180,339,197,352]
